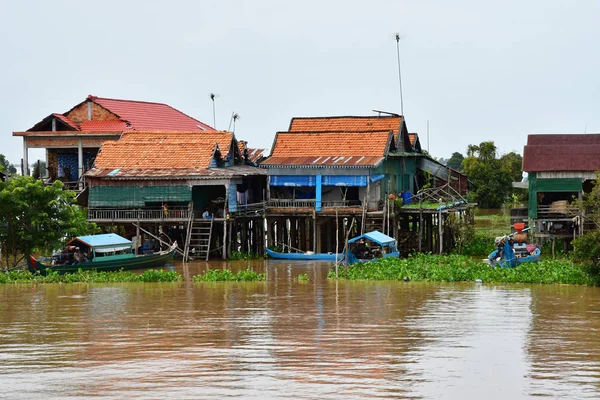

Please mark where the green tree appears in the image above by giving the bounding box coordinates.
[0,154,17,175]
[462,141,513,208]
[0,176,96,268]
[499,152,523,183]
[446,152,465,171]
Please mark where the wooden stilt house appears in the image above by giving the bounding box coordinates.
[85,130,267,260]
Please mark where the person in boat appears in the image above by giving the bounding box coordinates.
[73,247,84,264]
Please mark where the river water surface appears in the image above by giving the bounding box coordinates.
[1,260,600,399]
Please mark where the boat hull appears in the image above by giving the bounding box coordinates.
[488,248,541,268]
[27,249,176,275]
[265,248,341,261]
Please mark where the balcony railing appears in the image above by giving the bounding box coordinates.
[88,207,189,222]
[267,199,368,209]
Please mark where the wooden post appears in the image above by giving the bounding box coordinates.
[438,209,443,254]
[312,211,317,252]
[418,200,423,252]
[135,221,140,255]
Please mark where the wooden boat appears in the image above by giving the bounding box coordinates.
[265,248,340,261]
[27,233,177,275]
[266,230,400,263]
[487,224,541,268]
[346,230,400,264]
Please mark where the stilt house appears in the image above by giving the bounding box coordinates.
[523,133,600,242]
[12,95,213,187]
[85,130,267,259]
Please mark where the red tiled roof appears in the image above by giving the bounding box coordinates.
[289,116,402,135]
[523,134,600,172]
[93,130,233,170]
[89,95,213,131]
[262,130,392,167]
[52,113,79,130]
[79,120,128,132]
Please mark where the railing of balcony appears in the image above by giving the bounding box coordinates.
[267,199,316,208]
[88,207,189,221]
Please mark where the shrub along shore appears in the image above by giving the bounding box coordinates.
[327,254,600,286]
[0,268,266,284]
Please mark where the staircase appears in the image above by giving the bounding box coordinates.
[186,219,213,261]
[364,211,384,233]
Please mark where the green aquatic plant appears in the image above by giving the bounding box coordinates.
[0,269,182,284]
[193,268,266,282]
[328,254,599,286]
[296,273,309,281]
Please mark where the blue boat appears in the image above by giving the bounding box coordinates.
[266,230,399,263]
[265,248,340,261]
[487,225,541,268]
[347,230,400,264]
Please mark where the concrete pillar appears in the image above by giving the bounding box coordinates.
[22,139,28,176]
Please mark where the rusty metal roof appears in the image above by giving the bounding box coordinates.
[523,134,600,172]
[85,165,266,180]
[261,155,384,168]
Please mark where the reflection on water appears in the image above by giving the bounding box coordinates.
[1,260,600,399]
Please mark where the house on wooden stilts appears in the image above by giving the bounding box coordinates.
[523,133,600,251]
[85,130,267,260]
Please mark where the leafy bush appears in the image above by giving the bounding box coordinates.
[571,230,600,274]
[229,251,265,260]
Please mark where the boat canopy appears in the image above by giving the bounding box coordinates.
[348,230,396,246]
[67,234,132,248]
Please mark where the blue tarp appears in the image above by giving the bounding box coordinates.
[369,174,385,183]
[70,234,132,248]
[348,230,396,246]
[322,175,368,187]
[270,175,316,187]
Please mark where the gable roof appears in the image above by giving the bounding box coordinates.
[523,134,600,172]
[289,115,403,135]
[93,130,233,170]
[261,130,393,167]
[88,95,213,131]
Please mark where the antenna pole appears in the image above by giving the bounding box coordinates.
[210,93,217,129]
[395,34,404,116]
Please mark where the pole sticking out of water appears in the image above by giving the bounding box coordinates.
[395,34,405,116]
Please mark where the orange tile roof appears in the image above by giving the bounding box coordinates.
[408,133,417,146]
[289,116,402,135]
[262,130,392,167]
[93,130,233,170]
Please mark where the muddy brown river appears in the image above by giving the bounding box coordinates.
[1,260,600,399]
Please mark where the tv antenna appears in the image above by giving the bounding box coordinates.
[395,33,405,116]
[209,93,218,129]
[228,112,240,133]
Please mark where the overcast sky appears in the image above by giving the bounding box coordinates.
[1,0,599,166]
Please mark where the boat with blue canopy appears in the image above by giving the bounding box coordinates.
[28,233,177,275]
[266,230,399,263]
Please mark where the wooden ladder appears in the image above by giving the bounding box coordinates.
[187,218,214,261]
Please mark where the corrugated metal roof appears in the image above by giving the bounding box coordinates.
[85,165,267,179]
[261,155,384,167]
[68,233,132,247]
